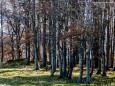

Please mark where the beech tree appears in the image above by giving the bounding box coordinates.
[0,0,115,84]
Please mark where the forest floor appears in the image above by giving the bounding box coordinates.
[0,59,115,86]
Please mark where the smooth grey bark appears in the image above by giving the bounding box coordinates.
[67,38,73,79]
[26,42,30,65]
[42,15,47,67]
[67,50,73,79]
[37,15,40,61]
[90,37,94,77]
[110,20,114,68]
[0,2,4,63]
[102,9,107,76]
[77,39,84,83]
[58,18,63,78]
[85,0,91,84]
[113,17,115,70]
[62,42,67,75]
[62,15,68,75]
[32,0,39,70]
[50,15,56,76]
[105,20,110,70]
[48,17,52,64]
[86,38,91,84]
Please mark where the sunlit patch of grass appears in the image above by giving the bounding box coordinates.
[0,67,114,86]
[0,60,115,86]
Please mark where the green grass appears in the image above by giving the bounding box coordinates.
[0,59,115,86]
[2,59,28,68]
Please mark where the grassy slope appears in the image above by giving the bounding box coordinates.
[0,59,115,86]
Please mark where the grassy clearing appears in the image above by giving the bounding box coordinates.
[0,59,115,86]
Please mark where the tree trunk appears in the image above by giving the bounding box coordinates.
[67,49,73,79]
[1,3,4,63]
[85,0,91,84]
[86,40,91,84]
[16,34,20,59]
[58,19,63,78]
[105,20,110,70]
[77,40,84,83]
[42,15,47,68]
[102,21,106,76]
[67,38,73,79]
[32,0,39,70]
[26,43,30,65]
[50,16,56,76]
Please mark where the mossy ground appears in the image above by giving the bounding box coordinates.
[0,59,115,86]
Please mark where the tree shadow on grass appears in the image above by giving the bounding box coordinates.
[74,75,115,86]
[2,60,26,68]
[0,70,19,74]
[0,75,114,86]
[0,75,70,86]
[91,76,115,85]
